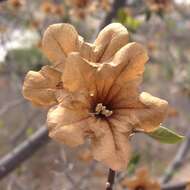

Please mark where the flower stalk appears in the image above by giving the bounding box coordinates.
[106,169,116,190]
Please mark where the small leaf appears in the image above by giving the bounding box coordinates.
[147,126,185,144]
[0,120,4,128]
[117,9,127,24]
[127,153,141,175]
[26,127,34,136]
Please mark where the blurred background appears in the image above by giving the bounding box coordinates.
[0,0,190,189]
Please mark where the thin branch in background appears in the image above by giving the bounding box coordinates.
[99,0,126,30]
[161,133,190,184]
[10,110,42,144]
[0,99,25,117]
[106,169,116,190]
[73,161,97,190]
[0,126,49,180]
[162,182,187,190]
[115,170,128,185]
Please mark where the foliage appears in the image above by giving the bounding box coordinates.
[147,126,185,144]
[3,47,48,75]
[127,153,141,175]
[115,9,141,32]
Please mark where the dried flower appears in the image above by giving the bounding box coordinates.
[98,0,111,11]
[67,0,111,19]
[40,2,64,16]
[186,183,190,190]
[145,0,173,13]
[67,0,89,8]
[9,0,23,8]
[121,167,161,190]
[40,2,53,13]
[23,23,168,170]
[52,4,64,15]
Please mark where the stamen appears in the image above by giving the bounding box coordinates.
[94,103,113,117]
[102,109,113,117]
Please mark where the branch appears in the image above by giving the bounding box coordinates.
[106,169,116,190]
[10,110,42,144]
[0,126,49,180]
[161,133,190,184]
[99,0,126,30]
[162,182,186,190]
[71,161,97,190]
[0,99,25,117]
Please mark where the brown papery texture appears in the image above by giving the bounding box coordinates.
[121,167,161,190]
[22,23,168,170]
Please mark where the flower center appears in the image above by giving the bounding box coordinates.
[94,103,113,117]
[135,186,145,190]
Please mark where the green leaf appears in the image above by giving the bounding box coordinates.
[147,126,185,144]
[0,120,4,128]
[117,9,127,24]
[26,127,34,136]
[127,153,141,175]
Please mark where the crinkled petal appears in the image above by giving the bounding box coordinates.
[109,80,143,109]
[96,42,148,102]
[22,66,61,106]
[42,23,81,67]
[56,89,91,110]
[114,92,168,132]
[109,114,133,133]
[62,52,115,103]
[79,42,97,62]
[47,105,92,147]
[121,167,161,190]
[112,42,148,83]
[62,52,98,103]
[90,119,131,171]
[94,23,129,62]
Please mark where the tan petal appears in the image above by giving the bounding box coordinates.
[62,52,116,103]
[111,129,131,170]
[112,42,148,84]
[114,92,168,132]
[90,119,131,170]
[22,66,61,106]
[138,92,168,131]
[94,23,129,62]
[109,114,133,133]
[42,23,81,67]
[61,52,98,103]
[122,167,161,190]
[47,105,91,147]
[109,80,143,109]
[79,41,97,62]
[56,89,91,110]
[96,42,148,102]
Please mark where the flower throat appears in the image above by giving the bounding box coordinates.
[94,103,113,117]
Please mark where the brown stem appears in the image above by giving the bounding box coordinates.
[106,169,116,190]
[99,0,126,30]
[0,126,49,180]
